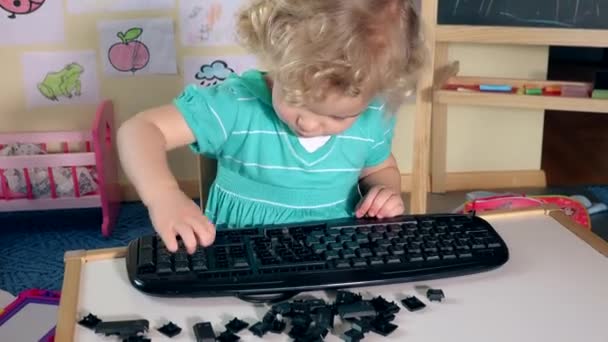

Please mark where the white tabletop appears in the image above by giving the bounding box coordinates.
[73,211,608,342]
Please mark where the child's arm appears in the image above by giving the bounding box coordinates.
[356,153,405,218]
[117,104,194,203]
[117,104,216,253]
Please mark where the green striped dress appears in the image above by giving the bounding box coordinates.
[174,70,396,228]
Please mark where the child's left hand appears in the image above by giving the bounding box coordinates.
[355,185,405,219]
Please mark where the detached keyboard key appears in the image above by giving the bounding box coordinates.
[194,322,216,342]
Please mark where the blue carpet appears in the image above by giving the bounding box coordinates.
[588,186,608,206]
[0,201,155,296]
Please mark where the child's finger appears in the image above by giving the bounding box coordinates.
[368,190,394,217]
[159,227,178,252]
[377,198,405,218]
[356,186,382,217]
[174,223,198,254]
[186,215,215,247]
[202,220,216,247]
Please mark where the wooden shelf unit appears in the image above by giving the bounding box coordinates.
[409,0,608,214]
[435,26,608,48]
[435,76,608,114]
[435,90,608,114]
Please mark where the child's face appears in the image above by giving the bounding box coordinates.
[270,79,369,137]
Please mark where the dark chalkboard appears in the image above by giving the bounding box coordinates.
[438,0,608,29]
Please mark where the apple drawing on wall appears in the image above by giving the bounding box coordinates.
[108,27,150,73]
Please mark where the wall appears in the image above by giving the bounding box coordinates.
[0,2,548,193]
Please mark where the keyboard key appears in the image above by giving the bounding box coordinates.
[344,241,359,249]
[373,225,386,233]
[233,258,249,268]
[157,262,172,274]
[327,228,341,236]
[137,247,155,273]
[353,234,368,243]
[312,244,325,254]
[334,259,351,269]
[425,253,440,261]
[388,246,405,255]
[175,262,190,273]
[342,227,356,235]
[357,248,373,258]
[387,224,402,232]
[374,247,389,257]
[192,260,208,272]
[351,258,367,267]
[340,249,356,259]
[384,231,398,239]
[369,233,383,241]
[329,242,343,250]
[140,236,154,249]
[357,226,371,234]
[408,254,424,262]
[376,239,392,247]
[324,250,339,260]
[368,257,384,265]
[305,236,318,246]
[407,247,421,254]
[385,256,401,264]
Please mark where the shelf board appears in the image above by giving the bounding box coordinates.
[436,25,608,48]
[434,90,608,113]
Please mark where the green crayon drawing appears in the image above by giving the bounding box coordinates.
[37,63,84,101]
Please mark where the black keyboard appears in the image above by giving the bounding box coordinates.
[125,214,509,299]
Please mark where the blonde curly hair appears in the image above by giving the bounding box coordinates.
[236,0,425,114]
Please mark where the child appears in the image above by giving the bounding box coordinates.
[117,0,425,253]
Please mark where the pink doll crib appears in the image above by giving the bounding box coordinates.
[0,100,121,236]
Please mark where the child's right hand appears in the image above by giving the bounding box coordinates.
[146,189,216,254]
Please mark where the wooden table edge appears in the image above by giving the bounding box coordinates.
[55,250,85,342]
[548,209,608,257]
[54,206,606,341]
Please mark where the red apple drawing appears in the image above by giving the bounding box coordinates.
[108,27,150,73]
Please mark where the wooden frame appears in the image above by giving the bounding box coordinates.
[436,26,608,47]
[54,206,608,342]
[411,1,608,209]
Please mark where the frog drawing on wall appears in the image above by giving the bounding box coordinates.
[37,63,84,101]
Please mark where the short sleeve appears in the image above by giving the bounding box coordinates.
[364,114,397,167]
[173,83,240,158]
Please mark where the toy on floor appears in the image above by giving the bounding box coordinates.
[0,289,60,342]
[452,191,595,229]
[0,100,121,236]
